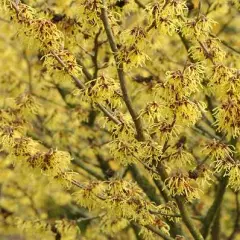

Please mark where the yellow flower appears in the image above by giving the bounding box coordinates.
[30,19,64,51]
[203,139,234,161]
[146,0,187,35]
[11,3,36,21]
[165,171,201,201]
[26,149,72,177]
[213,96,240,137]
[10,3,64,51]
[43,50,82,77]
[150,119,181,142]
[15,93,40,115]
[213,157,234,173]
[168,148,195,167]
[189,38,226,62]
[84,75,122,108]
[116,44,151,69]
[138,140,163,166]
[182,15,216,39]
[55,219,79,240]
[157,201,180,222]
[174,99,204,126]
[164,63,203,100]
[226,163,240,191]
[109,138,138,165]
[208,64,240,99]
[73,181,105,210]
[139,101,170,124]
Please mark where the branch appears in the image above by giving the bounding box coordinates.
[132,223,175,240]
[99,7,185,237]
[201,176,228,238]
[96,154,115,179]
[175,197,204,240]
[91,29,102,79]
[51,51,121,125]
[145,225,175,240]
[76,57,93,81]
[220,39,240,55]
[211,207,221,240]
[134,0,145,9]
[100,0,145,141]
[129,164,162,205]
[228,192,240,240]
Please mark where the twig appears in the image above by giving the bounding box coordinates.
[23,51,33,93]
[129,164,162,205]
[100,0,145,141]
[210,34,240,55]
[92,29,102,79]
[228,192,240,240]
[175,196,204,240]
[76,57,93,81]
[201,175,228,238]
[145,225,175,240]
[132,223,175,240]
[51,51,121,125]
[134,0,145,9]
[157,163,204,240]
[77,212,105,222]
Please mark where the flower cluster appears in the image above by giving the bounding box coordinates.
[15,218,79,240]
[1,0,240,238]
[165,171,201,201]
[208,64,239,98]
[203,139,234,161]
[181,15,216,39]
[146,0,187,35]
[9,2,82,84]
[225,162,240,191]
[164,63,204,100]
[43,50,82,79]
[202,139,240,191]
[151,63,205,129]
[213,97,240,138]
[74,180,170,235]
[189,38,226,62]
[82,75,122,108]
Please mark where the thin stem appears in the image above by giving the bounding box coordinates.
[227,192,239,240]
[210,33,240,55]
[201,176,228,238]
[92,29,102,79]
[134,0,145,9]
[175,197,204,240]
[76,57,93,81]
[211,207,221,240]
[129,164,162,205]
[77,212,106,222]
[145,225,175,240]
[132,223,175,240]
[100,0,145,141]
[23,51,33,93]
